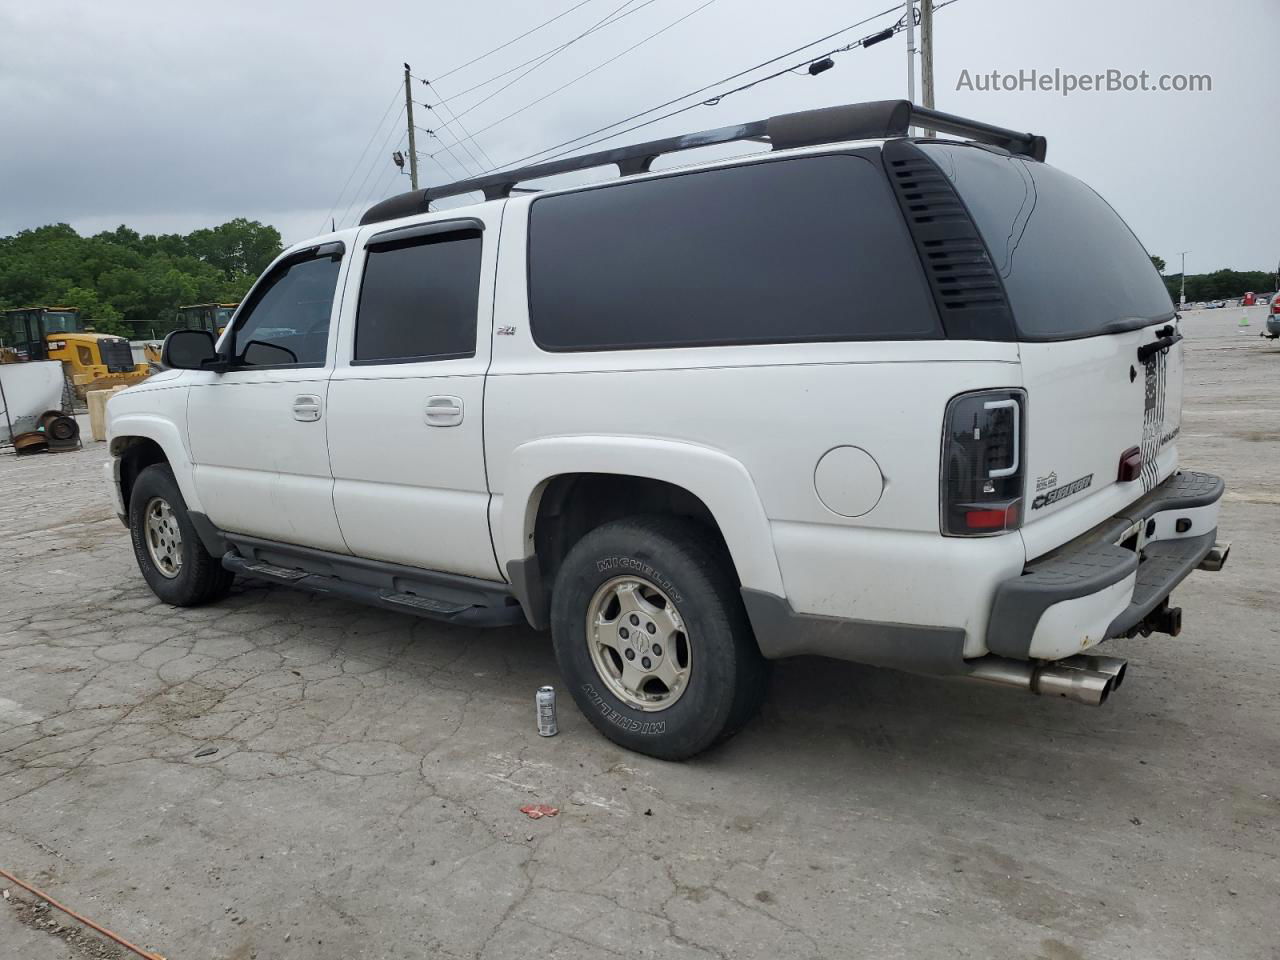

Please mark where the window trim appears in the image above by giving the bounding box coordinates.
[524,150,943,353]
[350,222,483,367]
[366,217,484,249]
[223,242,345,372]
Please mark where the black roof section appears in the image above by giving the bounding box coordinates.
[360,99,1046,226]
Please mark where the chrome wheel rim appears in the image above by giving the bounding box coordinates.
[586,576,691,712]
[144,497,183,578]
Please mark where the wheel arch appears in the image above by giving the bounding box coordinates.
[497,436,785,629]
[108,413,202,515]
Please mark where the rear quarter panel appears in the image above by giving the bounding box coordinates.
[485,198,1026,648]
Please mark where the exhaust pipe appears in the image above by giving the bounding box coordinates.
[1198,541,1231,572]
[964,655,1122,706]
[1059,653,1127,690]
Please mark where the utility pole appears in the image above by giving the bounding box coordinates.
[919,0,934,136]
[905,0,917,136]
[1179,250,1190,307]
[403,63,420,191]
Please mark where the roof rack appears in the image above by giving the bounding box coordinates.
[361,99,1046,226]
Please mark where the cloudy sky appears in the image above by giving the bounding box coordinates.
[2,0,1276,272]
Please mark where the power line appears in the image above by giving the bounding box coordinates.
[430,97,503,173]
[410,0,658,176]
[414,123,484,179]
[422,0,658,109]
[493,2,911,174]
[318,85,402,233]
[346,132,406,231]
[338,106,405,228]
[459,0,720,167]
[439,0,644,128]
[358,137,409,215]
[433,0,606,83]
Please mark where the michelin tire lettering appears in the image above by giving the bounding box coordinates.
[581,682,667,735]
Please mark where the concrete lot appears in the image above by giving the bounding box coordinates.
[1,307,1277,960]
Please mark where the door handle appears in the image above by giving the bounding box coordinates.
[292,395,322,422]
[425,395,464,427]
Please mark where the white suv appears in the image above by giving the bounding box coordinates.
[104,100,1228,759]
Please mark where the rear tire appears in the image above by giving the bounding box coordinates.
[549,516,768,760]
[128,464,233,606]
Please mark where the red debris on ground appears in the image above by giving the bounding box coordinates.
[519,804,559,820]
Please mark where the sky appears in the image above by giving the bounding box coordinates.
[1,0,1276,273]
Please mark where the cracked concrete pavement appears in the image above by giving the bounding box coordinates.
[1,308,1278,959]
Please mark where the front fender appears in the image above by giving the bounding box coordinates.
[107,393,201,514]
[495,435,786,598]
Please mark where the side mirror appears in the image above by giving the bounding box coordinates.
[241,340,298,366]
[161,329,219,370]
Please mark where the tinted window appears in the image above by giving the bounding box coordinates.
[920,143,1174,340]
[233,254,341,366]
[355,232,481,363]
[528,154,939,351]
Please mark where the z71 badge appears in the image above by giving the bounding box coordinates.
[1031,473,1093,510]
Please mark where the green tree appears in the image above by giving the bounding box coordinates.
[184,218,283,279]
[1150,255,1166,274]
[0,219,280,334]
[57,285,129,337]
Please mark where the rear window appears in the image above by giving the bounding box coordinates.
[527,154,939,351]
[919,143,1173,340]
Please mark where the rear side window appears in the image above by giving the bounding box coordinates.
[355,231,482,364]
[528,154,939,351]
[919,143,1174,340]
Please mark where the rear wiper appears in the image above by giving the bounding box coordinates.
[1097,316,1152,335]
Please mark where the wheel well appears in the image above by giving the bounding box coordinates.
[113,437,168,509]
[531,474,736,594]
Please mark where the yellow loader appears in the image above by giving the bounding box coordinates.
[0,307,150,400]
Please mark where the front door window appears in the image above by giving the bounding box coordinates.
[231,252,342,368]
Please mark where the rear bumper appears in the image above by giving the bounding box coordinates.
[986,471,1226,660]
[1264,316,1280,337]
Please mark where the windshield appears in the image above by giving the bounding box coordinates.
[919,143,1174,340]
[42,311,82,334]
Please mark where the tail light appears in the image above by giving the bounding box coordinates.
[940,389,1025,536]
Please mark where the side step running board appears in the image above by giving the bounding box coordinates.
[222,554,525,628]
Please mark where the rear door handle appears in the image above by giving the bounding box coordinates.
[292,395,322,422]
[425,395,464,427]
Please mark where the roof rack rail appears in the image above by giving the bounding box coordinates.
[361,99,1046,226]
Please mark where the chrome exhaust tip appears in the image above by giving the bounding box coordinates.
[1198,541,1231,572]
[1059,653,1128,690]
[963,655,1126,706]
[1031,663,1114,706]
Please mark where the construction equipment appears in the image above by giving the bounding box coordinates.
[140,302,238,367]
[0,307,149,400]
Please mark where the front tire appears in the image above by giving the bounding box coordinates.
[550,516,768,760]
[128,464,233,606]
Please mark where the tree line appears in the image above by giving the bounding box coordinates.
[0,220,283,338]
[1150,256,1276,303]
